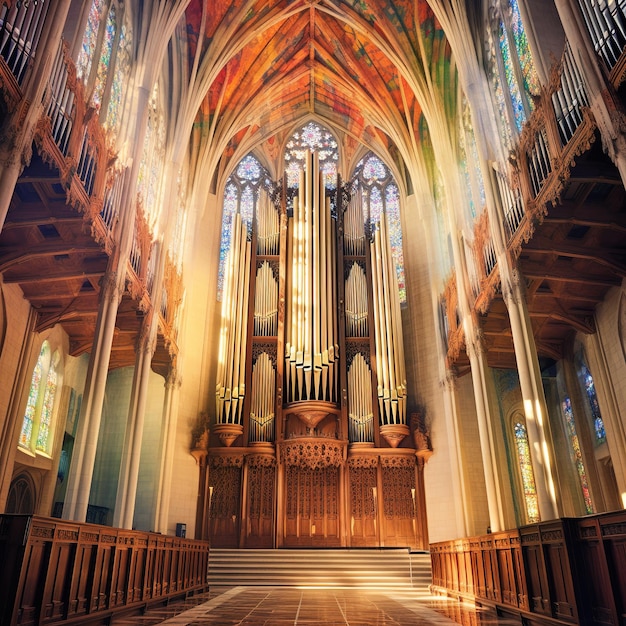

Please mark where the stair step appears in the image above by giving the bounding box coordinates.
[207,549,432,589]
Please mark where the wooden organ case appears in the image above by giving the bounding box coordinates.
[207,133,430,549]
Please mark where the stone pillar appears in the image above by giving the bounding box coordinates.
[113,316,157,529]
[62,269,124,520]
[153,366,183,534]
[466,334,506,531]
[502,273,559,520]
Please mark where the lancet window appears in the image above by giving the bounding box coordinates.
[351,153,406,304]
[19,342,60,456]
[76,0,131,138]
[137,86,166,233]
[486,0,540,148]
[458,97,486,223]
[561,397,594,514]
[513,419,539,523]
[580,365,607,445]
[217,154,267,300]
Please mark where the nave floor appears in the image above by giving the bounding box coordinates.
[112,586,520,626]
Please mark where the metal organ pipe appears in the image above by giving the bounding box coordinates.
[284,152,338,403]
[370,217,407,426]
[215,213,251,425]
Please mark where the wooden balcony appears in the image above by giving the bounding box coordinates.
[443,39,626,371]
[0,29,182,372]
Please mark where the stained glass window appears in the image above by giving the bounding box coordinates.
[486,0,539,145]
[106,23,130,133]
[19,342,56,453]
[561,397,594,514]
[76,0,105,81]
[36,357,58,453]
[218,154,264,299]
[138,88,166,233]
[285,121,338,189]
[514,420,539,523]
[582,367,607,445]
[92,4,116,110]
[354,153,406,304]
[459,97,486,221]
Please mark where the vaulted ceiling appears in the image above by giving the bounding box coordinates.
[182,0,458,178]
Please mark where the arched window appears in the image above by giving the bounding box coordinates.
[76,0,131,138]
[19,342,60,455]
[218,154,266,299]
[580,365,607,445]
[285,121,338,190]
[458,96,486,223]
[137,86,166,233]
[513,419,539,523]
[561,396,594,514]
[353,153,406,304]
[486,0,540,149]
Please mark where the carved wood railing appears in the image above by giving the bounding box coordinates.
[430,511,626,626]
[0,515,209,626]
[441,273,464,365]
[159,254,183,355]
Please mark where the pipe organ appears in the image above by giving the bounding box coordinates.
[208,130,428,549]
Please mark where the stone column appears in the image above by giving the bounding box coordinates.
[502,273,559,520]
[62,269,124,520]
[153,366,183,534]
[113,315,157,529]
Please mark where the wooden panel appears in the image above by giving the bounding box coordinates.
[0,515,209,626]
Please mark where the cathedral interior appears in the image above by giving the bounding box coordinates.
[0,0,626,624]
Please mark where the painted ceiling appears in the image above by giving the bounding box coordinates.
[182,0,457,176]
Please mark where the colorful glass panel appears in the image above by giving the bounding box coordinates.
[218,155,264,300]
[499,19,526,132]
[19,344,48,448]
[36,361,58,452]
[583,368,607,445]
[385,184,406,303]
[285,122,338,190]
[106,23,130,133]
[355,153,406,304]
[514,421,539,523]
[92,4,116,109]
[561,397,594,514]
[510,0,540,101]
[76,0,104,81]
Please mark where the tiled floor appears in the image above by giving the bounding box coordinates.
[112,586,519,626]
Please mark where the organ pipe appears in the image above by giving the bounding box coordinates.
[256,190,280,255]
[348,354,374,443]
[370,216,407,426]
[254,261,278,336]
[215,213,251,425]
[345,263,368,338]
[249,352,275,443]
[284,151,338,403]
[343,187,366,256]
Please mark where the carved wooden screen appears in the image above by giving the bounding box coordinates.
[245,455,276,547]
[348,460,378,546]
[381,457,417,547]
[284,465,340,547]
[208,458,242,548]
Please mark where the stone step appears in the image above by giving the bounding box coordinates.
[207,548,432,589]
